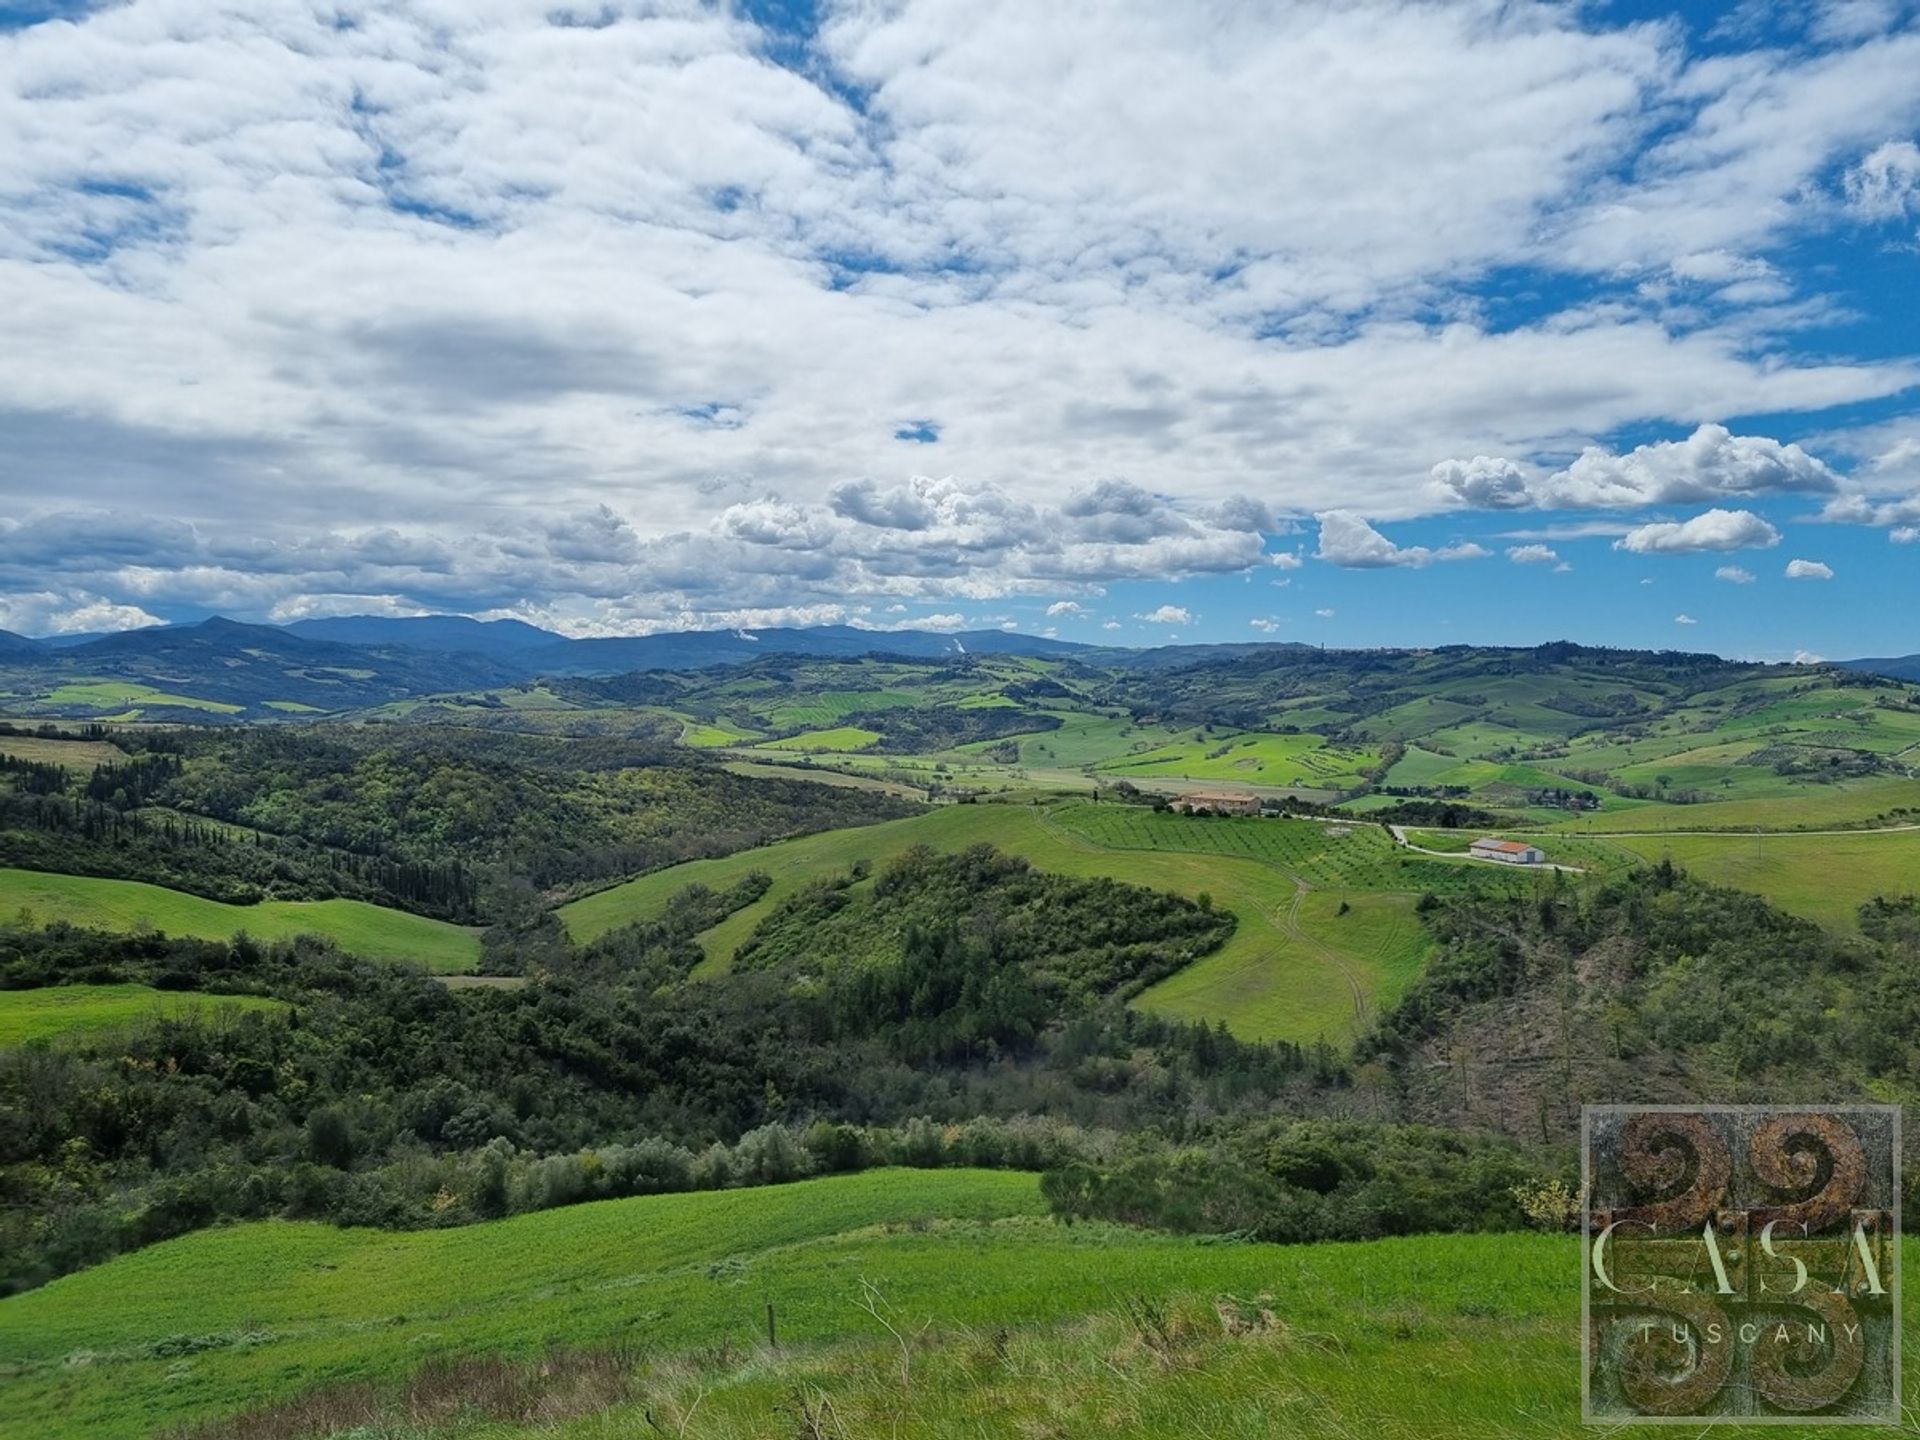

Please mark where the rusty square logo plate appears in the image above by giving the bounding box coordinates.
[1583,1105,1900,1424]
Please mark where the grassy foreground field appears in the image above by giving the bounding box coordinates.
[2,1168,1904,1440]
[0,983,285,1046]
[558,803,1495,1043]
[0,869,482,972]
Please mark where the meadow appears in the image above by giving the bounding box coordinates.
[1546,775,1920,832]
[0,983,285,1046]
[1599,828,1920,930]
[759,725,883,752]
[0,1166,1902,1440]
[0,734,127,769]
[42,681,242,715]
[1095,731,1379,792]
[0,868,482,972]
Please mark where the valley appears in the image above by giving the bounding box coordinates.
[5,624,1920,1438]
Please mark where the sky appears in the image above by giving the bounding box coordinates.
[0,0,1917,659]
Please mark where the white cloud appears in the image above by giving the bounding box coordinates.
[1431,456,1533,510]
[1785,558,1835,579]
[1135,605,1193,626]
[1546,426,1837,508]
[1440,425,1840,513]
[1045,600,1088,618]
[0,4,1915,625]
[1249,617,1280,633]
[1101,620,1122,630]
[1316,512,1489,569]
[1615,508,1782,554]
[0,590,164,636]
[1270,551,1304,571]
[1675,613,1698,625]
[1314,607,1336,618]
[1893,526,1920,543]
[1506,544,1560,565]
[1843,139,1920,220]
[1715,565,1756,583]
[914,612,970,631]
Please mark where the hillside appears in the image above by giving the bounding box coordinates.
[0,1167,1590,1440]
[0,868,482,971]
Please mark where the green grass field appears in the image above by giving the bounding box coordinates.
[760,725,884,752]
[1545,775,1920,832]
[2,1167,1903,1440]
[0,869,482,972]
[0,734,126,769]
[1095,731,1379,790]
[1601,829,1920,929]
[42,681,242,714]
[0,983,286,1046]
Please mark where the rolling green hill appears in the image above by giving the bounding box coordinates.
[560,801,1545,1043]
[0,869,482,971]
[0,1166,1582,1440]
[3,1164,1903,1440]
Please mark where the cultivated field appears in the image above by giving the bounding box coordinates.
[0,868,482,971]
[0,983,285,1046]
[0,734,127,769]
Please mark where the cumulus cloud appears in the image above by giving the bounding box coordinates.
[0,590,165,636]
[1506,544,1560,565]
[1316,512,1489,569]
[1675,613,1698,624]
[1715,565,1756,583]
[1785,558,1835,579]
[1843,139,1920,220]
[1045,600,1089,618]
[1546,426,1838,508]
[1894,527,1920,543]
[1431,426,1843,514]
[0,3,1916,627]
[1136,605,1193,626]
[1615,508,1782,554]
[1431,456,1533,510]
[1249,618,1280,633]
[1314,608,1336,618]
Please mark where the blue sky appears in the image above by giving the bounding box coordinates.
[0,0,1917,659]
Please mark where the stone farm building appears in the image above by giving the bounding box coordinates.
[1172,791,1261,817]
[1470,837,1545,865]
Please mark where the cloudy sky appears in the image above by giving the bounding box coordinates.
[2,0,1917,657]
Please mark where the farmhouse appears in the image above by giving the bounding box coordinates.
[1470,837,1546,865]
[1172,791,1260,817]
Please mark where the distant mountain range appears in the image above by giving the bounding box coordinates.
[0,612,1911,720]
[0,615,1101,718]
[1837,654,1920,682]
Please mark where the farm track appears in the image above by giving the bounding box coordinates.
[1384,824,1587,872]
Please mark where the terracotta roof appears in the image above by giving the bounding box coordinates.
[1471,838,1537,854]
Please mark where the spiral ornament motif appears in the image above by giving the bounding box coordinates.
[1583,1105,1897,1424]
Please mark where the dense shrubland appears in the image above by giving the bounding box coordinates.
[0,847,1315,1292]
[0,726,915,922]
